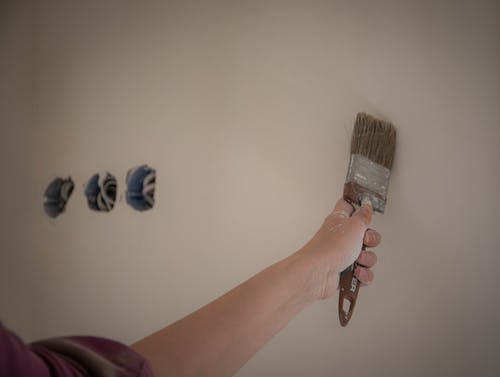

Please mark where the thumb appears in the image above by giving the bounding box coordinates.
[353,199,373,227]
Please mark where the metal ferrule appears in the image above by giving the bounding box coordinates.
[345,154,391,213]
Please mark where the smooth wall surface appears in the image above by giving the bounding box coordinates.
[0,0,36,340]
[8,1,500,376]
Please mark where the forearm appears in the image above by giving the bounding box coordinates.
[131,248,322,377]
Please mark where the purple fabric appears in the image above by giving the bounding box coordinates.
[0,323,153,377]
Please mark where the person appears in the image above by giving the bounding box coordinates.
[1,198,380,377]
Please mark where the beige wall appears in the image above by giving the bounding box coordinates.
[0,0,37,340]
[5,0,500,376]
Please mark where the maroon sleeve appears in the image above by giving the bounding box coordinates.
[0,322,83,377]
[31,336,154,377]
[0,323,153,377]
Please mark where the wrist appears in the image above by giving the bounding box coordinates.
[287,247,333,303]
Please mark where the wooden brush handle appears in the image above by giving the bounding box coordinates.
[338,246,364,327]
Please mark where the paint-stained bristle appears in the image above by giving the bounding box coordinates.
[351,112,396,169]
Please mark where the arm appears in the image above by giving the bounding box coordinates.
[131,199,380,377]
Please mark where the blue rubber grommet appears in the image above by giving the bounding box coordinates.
[126,165,156,211]
[43,177,74,218]
[85,172,117,212]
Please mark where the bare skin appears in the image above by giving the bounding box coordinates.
[132,198,380,377]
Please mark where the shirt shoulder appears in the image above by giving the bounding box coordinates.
[1,323,153,377]
[0,322,83,377]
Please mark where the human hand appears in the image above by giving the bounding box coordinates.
[301,198,380,300]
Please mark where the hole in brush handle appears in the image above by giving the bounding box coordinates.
[338,263,361,327]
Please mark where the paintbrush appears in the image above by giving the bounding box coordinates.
[338,112,396,326]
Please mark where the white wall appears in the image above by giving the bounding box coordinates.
[15,0,500,376]
[0,0,37,340]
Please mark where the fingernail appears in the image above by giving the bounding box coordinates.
[365,231,376,244]
[358,268,371,283]
[367,233,376,243]
[356,267,365,279]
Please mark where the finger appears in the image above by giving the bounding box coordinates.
[355,266,374,285]
[363,229,381,247]
[330,198,355,219]
[356,250,377,268]
[352,200,373,227]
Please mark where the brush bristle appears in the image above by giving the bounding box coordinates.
[350,112,396,169]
